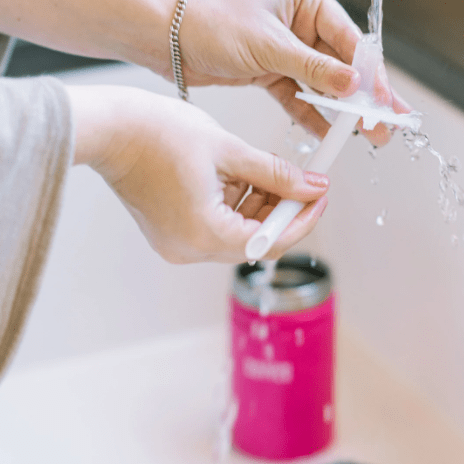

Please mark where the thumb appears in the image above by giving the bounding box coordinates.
[223,146,329,202]
[263,26,360,98]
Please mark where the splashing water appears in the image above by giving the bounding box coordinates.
[402,128,464,239]
[259,260,278,317]
[371,174,380,185]
[376,208,388,226]
[285,122,320,168]
[368,145,378,159]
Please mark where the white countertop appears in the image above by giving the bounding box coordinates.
[0,325,463,464]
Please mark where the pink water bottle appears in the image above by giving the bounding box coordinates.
[230,254,336,460]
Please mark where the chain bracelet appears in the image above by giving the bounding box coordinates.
[169,0,189,101]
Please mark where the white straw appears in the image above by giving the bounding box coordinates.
[245,36,422,261]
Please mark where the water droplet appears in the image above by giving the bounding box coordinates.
[451,235,459,247]
[285,122,320,167]
[368,146,378,159]
[414,134,429,149]
[440,163,450,180]
[296,141,318,156]
[447,156,461,173]
[446,207,458,224]
[385,123,396,134]
[376,209,388,226]
[259,302,271,318]
[402,129,419,154]
[410,153,420,162]
[439,179,449,193]
[310,258,317,267]
[370,176,380,185]
[438,192,447,208]
[439,196,450,216]
[452,185,464,206]
[262,260,277,284]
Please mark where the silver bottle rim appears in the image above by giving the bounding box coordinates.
[232,254,332,313]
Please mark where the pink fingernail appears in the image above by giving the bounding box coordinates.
[304,172,330,188]
[332,69,360,94]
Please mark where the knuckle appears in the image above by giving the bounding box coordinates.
[304,54,333,82]
[272,156,295,192]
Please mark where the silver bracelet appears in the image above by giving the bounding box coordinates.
[169,0,189,101]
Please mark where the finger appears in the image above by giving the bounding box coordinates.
[264,76,330,139]
[221,144,330,203]
[254,203,274,223]
[264,196,328,260]
[267,193,280,207]
[356,119,392,147]
[236,188,269,219]
[313,0,363,65]
[250,192,281,222]
[313,38,342,61]
[209,195,326,263]
[290,0,362,68]
[223,180,249,210]
[263,23,360,98]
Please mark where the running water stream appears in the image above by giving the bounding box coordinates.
[368,0,383,42]
[366,0,464,239]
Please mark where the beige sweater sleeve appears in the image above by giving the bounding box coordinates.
[0,76,74,376]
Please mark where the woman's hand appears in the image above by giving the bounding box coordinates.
[176,0,411,146]
[67,85,329,264]
[2,0,411,147]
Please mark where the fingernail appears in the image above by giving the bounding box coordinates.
[304,172,329,188]
[331,69,360,94]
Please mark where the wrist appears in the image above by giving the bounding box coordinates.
[115,0,179,79]
[66,85,140,183]
[0,0,176,77]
